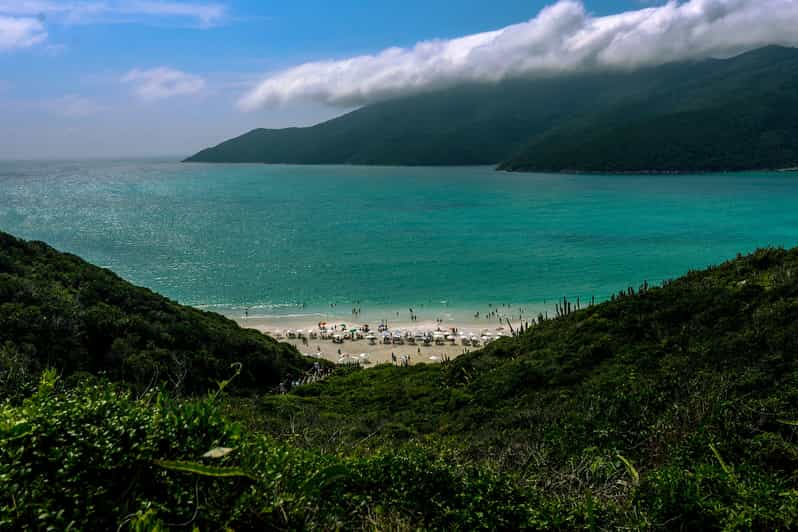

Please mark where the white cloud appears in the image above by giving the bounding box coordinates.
[120,1,225,28]
[0,15,46,51]
[123,67,206,101]
[239,0,798,110]
[50,95,107,117]
[0,1,226,28]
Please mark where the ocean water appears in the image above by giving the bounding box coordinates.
[1,160,797,325]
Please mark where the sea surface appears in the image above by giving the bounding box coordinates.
[1,160,797,325]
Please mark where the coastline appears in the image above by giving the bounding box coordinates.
[182,159,798,175]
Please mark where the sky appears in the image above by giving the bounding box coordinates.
[1,0,797,159]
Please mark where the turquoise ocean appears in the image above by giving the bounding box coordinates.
[1,160,797,325]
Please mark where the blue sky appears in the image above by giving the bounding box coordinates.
[0,0,795,159]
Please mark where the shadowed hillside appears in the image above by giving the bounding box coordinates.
[0,231,313,396]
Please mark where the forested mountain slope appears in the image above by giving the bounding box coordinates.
[0,231,311,396]
[187,46,798,173]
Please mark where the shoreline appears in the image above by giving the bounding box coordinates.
[181,160,798,175]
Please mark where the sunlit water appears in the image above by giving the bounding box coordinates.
[1,160,797,325]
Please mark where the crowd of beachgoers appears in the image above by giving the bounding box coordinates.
[235,301,548,367]
[272,321,512,346]
[258,320,515,367]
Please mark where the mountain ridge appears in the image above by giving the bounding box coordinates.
[186,46,798,173]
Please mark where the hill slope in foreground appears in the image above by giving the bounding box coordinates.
[1,233,797,529]
[0,231,312,396]
[186,46,798,173]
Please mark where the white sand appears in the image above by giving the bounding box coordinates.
[239,318,521,366]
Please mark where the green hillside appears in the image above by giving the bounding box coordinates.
[186,46,798,173]
[2,234,796,529]
[0,231,312,396]
[241,246,798,528]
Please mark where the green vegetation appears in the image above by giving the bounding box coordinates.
[0,231,312,397]
[1,373,539,530]
[2,232,798,529]
[186,46,798,173]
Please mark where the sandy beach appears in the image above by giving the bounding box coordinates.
[240,318,523,366]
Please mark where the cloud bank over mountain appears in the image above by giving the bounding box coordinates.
[240,0,798,110]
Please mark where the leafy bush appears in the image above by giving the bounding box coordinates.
[0,375,545,530]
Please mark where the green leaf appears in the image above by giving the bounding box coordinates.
[709,443,735,480]
[776,419,798,426]
[154,459,255,480]
[1,421,33,442]
[616,454,639,485]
